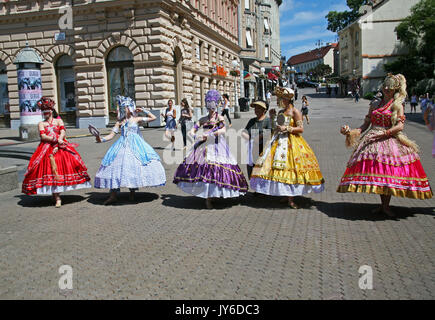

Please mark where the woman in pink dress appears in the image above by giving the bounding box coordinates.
[337,73,432,217]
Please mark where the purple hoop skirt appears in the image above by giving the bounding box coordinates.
[173,136,248,198]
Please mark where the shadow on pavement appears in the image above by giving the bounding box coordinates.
[313,200,434,221]
[404,112,425,125]
[240,192,315,210]
[16,194,86,207]
[85,191,159,206]
[160,193,240,210]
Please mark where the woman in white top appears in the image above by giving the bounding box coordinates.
[161,99,177,151]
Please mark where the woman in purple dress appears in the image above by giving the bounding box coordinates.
[173,90,248,209]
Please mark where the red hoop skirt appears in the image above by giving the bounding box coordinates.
[22,140,91,195]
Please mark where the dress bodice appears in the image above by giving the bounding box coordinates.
[202,113,222,130]
[121,121,140,137]
[44,123,61,137]
[371,101,393,128]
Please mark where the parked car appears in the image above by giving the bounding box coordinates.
[297,80,318,88]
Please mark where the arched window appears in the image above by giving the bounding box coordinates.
[55,55,75,116]
[0,60,9,127]
[106,46,135,117]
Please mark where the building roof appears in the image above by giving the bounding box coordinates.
[287,43,337,66]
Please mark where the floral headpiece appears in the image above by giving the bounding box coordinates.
[382,73,401,90]
[205,90,221,110]
[274,87,294,101]
[37,97,56,111]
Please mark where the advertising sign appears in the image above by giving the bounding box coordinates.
[18,69,42,124]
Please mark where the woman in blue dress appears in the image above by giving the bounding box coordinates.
[95,95,166,205]
[161,99,177,151]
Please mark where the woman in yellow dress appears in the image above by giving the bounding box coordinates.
[250,87,325,208]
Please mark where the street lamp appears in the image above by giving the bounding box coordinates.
[231,59,240,119]
[291,66,295,86]
[260,67,266,100]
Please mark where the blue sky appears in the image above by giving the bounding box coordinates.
[279,0,349,60]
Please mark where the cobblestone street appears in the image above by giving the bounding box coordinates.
[0,89,434,299]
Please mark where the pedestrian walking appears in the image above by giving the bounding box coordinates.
[354,85,360,103]
[334,85,338,96]
[178,98,193,149]
[301,95,310,124]
[420,93,430,120]
[173,90,248,209]
[423,95,435,158]
[94,96,166,205]
[410,92,418,113]
[161,99,177,151]
[220,93,232,127]
[22,97,91,207]
[338,73,433,217]
[250,87,325,209]
[242,100,273,179]
[294,86,298,101]
[266,90,272,106]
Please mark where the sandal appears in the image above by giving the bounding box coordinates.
[205,199,213,209]
[288,199,299,209]
[371,206,383,214]
[383,207,396,217]
[104,196,117,205]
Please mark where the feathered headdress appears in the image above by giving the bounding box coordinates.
[116,95,136,120]
[205,90,221,110]
[37,96,55,111]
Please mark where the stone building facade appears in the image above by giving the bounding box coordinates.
[0,0,241,128]
[239,0,281,102]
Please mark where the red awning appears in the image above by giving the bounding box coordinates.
[267,72,278,80]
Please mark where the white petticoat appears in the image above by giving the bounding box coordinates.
[36,181,92,195]
[177,181,246,199]
[250,177,324,196]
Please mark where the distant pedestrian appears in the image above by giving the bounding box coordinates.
[420,93,430,119]
[423,95,435,157]
[294,86,298,100]
[410,93,418,113]
[161,99,177,151]
[334,86,338,96]
[354,86,360,103]
[301,95,309,124]
[178,98,193,149]
[266,90,272,106]
[220,93,232,127]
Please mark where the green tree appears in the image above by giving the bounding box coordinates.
[384,0,435,94]
[326,0,368,32]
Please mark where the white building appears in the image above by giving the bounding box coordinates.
[338,0,420,94]
[287,43,338,79]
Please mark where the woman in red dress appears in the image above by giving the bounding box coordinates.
[21,97,91,207]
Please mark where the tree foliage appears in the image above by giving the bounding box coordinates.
[308,63,333,79]
[384,0,435,94]
[326,0,368,32]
